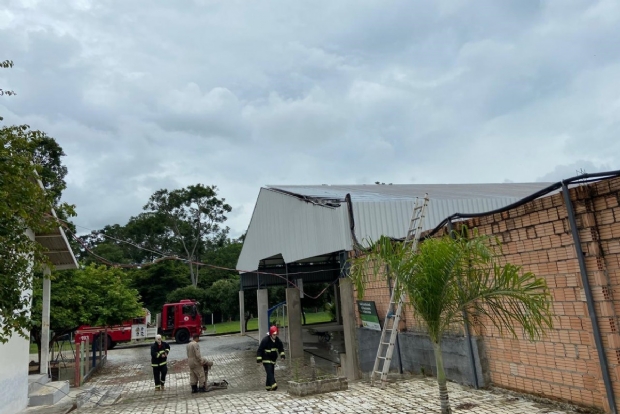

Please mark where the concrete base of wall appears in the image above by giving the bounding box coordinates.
[287,377,348,397]
[28,380,70,406]
[357,328,489,387]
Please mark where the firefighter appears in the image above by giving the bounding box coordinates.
[257,325,285,391]
[150,334,170,390]
[186,333,207,393]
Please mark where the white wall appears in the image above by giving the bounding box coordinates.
[0,331,30,414]
[0,228,35,414]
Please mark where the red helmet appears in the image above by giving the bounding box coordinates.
[269,326,279,336]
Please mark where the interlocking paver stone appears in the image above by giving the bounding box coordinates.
[71,334,588,413]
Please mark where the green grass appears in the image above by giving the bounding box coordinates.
[29,342,75,354]
[203,311,333,335]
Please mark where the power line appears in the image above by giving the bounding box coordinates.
[54,218,338,300]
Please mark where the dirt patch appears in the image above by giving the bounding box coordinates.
[455,402,478,410]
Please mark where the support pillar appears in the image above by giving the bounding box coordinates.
[340,278,361,380]
[257,289,269,339]
[239,290,245,335]
[286,288,304,359]
[40,266,51,376]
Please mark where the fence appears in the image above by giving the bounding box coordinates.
[270,303,290,353]
[73,330,107,387]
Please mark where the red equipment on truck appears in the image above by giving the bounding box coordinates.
[75,299,203,349]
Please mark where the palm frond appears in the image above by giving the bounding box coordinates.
[459,263,553,340]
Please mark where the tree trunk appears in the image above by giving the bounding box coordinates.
[195,261,199,286]
[188,260,196,286]
[432,341,452,414]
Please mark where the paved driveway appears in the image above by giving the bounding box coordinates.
[71,334,588,413]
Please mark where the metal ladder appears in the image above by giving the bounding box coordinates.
[371,194,429,387]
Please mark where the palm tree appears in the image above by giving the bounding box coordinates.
[349,229,553,414]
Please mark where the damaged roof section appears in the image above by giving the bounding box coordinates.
[266,183,552,202]
[237,182,553,275]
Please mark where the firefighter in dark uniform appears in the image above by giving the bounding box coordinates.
[151,334,171,390]
[256,325,285,391]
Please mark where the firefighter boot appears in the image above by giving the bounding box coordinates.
[191,385,198,394]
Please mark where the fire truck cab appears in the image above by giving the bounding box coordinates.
[159,299,203,344]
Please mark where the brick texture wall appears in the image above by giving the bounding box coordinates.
[353,176,620,412]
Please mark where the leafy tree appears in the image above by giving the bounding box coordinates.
[198,237,243,289]
[30,264,142,363]
[167,286,209,315]
[349,230,553,414]
[207,278,240,322]
[80,234,129,265]
[144,184,232,286]
[29,135,67,205]
[0,125,74,343]
[130,261,191,314]
[80,213,174,265]
[124,213,174,261]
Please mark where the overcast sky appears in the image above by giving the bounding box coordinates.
[1,0,619,237]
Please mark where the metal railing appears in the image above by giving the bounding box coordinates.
[74,329,107,387]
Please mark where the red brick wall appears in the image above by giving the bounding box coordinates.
[466,185,603,410]
[353,176,620,412]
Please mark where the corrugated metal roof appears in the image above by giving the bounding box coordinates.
[35,209,79,271]
[352,197,525,243]
[237,182,552,273]
[236,188,352,272]
[267,183,551,201]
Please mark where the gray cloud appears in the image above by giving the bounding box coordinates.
[1,0,619,237]
[537,161,614,183]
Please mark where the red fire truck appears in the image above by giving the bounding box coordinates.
[75,299,203,349]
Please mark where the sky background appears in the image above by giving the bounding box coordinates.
[1,0,619,238]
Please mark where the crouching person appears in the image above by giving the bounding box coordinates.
[187,333,207,393]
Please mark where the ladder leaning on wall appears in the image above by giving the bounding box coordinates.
[370,194,429,387]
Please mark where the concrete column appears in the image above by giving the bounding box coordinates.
[257,289,269,339]
[40,266,51,375]
[340,278,361,380]
[239,290,245,335]
[286,288,303,360]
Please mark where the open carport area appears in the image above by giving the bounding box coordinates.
[236,183,552,381]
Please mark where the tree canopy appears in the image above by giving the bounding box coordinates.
[0,125,75,343]
[206,278,239,321]
[131,260,192,313]
[143,184,232,286]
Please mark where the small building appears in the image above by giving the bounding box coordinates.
[0,212,78,414]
